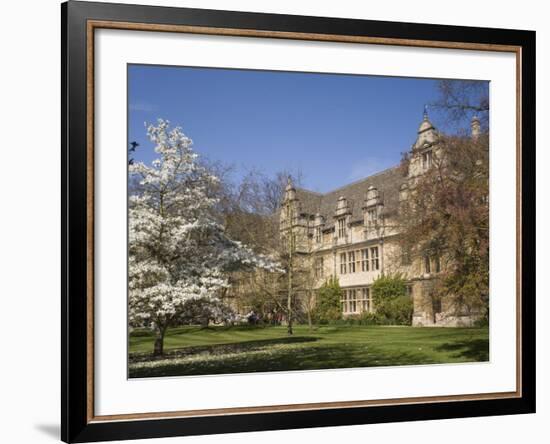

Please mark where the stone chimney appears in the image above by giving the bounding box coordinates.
[335,196,350,217]
[365,186,381,208]
[399,183,409,202]
[471,115,481,140]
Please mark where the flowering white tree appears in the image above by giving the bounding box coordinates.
[129,119,279,355]
[177,297,241,327]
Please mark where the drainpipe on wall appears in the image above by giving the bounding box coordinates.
[380,237,384,275]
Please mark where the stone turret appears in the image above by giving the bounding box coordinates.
[414,107,438,150]
[284,177,296,202]
[406,109,441,178]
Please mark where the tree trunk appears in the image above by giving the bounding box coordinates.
[287,243,293,336]
[286,203,294,336]
[153,328,165,356]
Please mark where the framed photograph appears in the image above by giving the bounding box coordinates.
[62,1,535,442]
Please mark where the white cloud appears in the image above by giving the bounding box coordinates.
[129,102,157,112]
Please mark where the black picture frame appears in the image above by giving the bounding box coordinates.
[61,1,536,442]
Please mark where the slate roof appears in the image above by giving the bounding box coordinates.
[294,166,405,228]
[294,188,322,216]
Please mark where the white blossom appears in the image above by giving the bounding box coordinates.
[129,120,279,335]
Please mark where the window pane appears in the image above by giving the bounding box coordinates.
[371,247,379,270]
[348,251,355,273]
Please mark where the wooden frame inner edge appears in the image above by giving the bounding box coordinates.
[85,19,523,423]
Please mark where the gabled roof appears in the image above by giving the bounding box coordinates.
[294,188,322,216]
[293,166,405,228]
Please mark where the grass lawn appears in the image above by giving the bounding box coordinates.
[128,324,489,378]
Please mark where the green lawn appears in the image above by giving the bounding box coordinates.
[128,325,489,378]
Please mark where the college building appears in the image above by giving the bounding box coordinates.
[278,111,483,327]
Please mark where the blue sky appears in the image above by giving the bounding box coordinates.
[128,64,479,193]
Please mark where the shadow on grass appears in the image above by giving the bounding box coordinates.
[130,336,320,363]
[129,342,437,378]
[434,339,489,362]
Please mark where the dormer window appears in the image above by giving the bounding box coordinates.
[367,208,378,226]
[424,255,440,273]
[314,214,324,243]
[435,255,441,273]
[424,255,431,273]
[337,218,347,238]
[422,150,433,170]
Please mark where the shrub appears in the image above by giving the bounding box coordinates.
[315,276,343,323]
[359,311,384,325]
[371,273,413,325]
[474,309,489,327]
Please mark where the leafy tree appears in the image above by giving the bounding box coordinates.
[371,274,412,325]
[398,80,490,320]
[399,133,489,318]
[315,276,343,323]
[128,119,278,355]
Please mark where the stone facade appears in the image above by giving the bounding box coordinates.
[279,112,481,327]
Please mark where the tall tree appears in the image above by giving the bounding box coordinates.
[128,119,278,355]
[219,169,306,331]
[399,132,489,318]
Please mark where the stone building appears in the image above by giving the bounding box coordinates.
[279,111,483,327]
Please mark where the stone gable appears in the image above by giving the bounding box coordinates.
[294,166,404,228]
